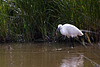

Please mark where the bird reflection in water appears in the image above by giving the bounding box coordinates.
[60,54,84,67]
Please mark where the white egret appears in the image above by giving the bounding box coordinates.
[56,24,84,48]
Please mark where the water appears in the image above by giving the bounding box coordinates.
[0,43,100,67]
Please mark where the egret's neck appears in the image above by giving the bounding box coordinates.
[60,27,65,35]
[60,27,69,37]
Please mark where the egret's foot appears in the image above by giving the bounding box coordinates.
[71,47,74,49]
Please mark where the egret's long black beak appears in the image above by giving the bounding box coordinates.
[56,28,59,35]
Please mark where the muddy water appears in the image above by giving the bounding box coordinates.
[0,43,100,67]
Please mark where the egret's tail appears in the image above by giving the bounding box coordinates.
[79,30,84,36]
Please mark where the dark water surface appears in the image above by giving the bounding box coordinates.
[0,43,100,67]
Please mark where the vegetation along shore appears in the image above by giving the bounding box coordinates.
[0,0,100,43]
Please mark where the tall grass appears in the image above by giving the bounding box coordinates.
[0,0,100,42]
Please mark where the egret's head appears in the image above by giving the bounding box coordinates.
[56,24,62,35]
[58,24,62,29]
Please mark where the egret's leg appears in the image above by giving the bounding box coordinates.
[72,38,74,47]
[68,38,71,47]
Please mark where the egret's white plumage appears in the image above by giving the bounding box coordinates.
[56,24,83,48]
[57,24,83,38]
